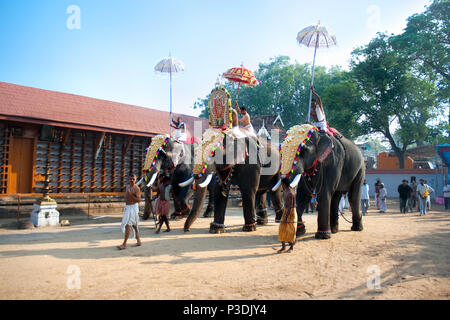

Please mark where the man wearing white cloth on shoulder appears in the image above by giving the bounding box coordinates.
[236,105,257,140]
[118,172,142,250]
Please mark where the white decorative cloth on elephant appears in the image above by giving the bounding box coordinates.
[280,124,317,176]
[143,134,170,172]
[121,203,140,238]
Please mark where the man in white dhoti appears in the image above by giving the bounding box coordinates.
[379,183,387,213]
[237,106,257,139]
[118,173,142,250]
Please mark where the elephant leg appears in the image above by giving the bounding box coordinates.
[349,170,364,232]
[256,191,268,225]
[330,192,341,234]
[315,193,332,239]
[296,184,310,236]
[241,188,257,231]
[269,188,283,223]
[209,183,230,234]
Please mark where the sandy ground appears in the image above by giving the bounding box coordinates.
[0,199,449,300]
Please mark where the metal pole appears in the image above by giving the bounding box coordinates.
[234,82,241,109]
[306,35,319,123]
[170,70,173,137]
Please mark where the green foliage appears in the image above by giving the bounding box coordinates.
[192,0,448,165]
[390,0,450,99]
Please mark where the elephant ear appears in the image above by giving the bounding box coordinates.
[316,132,334,163]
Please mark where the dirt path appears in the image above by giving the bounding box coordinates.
[0,199,449,300]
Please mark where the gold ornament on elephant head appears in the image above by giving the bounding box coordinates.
[280,124,317,176]
[193,128,226,177]
[143,134,170,172]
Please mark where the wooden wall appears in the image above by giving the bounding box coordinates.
[0,121,151,195]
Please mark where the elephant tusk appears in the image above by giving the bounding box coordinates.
[146,172,158,187]
[136,177,144,186]
[290,174,301,188]
[179,176,194,187]
[198,173,213,188]
[271,179,282,192]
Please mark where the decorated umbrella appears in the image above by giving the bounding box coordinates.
[223,64,260,109]
[297,22,337,122]
[154,54,185,136]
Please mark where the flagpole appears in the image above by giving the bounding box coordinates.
[170,68,173,137]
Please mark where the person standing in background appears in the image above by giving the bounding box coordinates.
[375,178,382,211]
[379,183,387,213]
[409,177,418,212]
[417,179,434,216]
[444,182,450,210]
[398,180,412,213]
[361,179,370,216]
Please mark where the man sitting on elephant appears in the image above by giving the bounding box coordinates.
[310,85,341,138]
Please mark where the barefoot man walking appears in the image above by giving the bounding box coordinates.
[118,172,142,250]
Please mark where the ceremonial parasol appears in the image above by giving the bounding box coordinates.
[154,54,185,136]
[297,22,337,122]
[223,64,260,109]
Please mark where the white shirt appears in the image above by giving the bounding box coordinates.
[379,188,387,199]
[444,184,450,198]
[417,184,434,198]
[361,184,370,200]
[313,105,327,131]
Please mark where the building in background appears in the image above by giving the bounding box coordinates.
[0,81,208,215]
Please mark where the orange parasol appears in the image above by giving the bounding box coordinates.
[223,64,260,108]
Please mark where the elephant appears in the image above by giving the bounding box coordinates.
[139,135,214,221]
[181,128,284,233]
[276,123,365,239]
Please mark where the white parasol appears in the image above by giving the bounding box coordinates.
[154,54,185,136]
[297,22,336,122]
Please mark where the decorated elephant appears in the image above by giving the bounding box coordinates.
[139,135,214,220]
[276,124,365,239]
[181,128,283,233]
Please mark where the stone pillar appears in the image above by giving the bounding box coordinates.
[30,159,60,227]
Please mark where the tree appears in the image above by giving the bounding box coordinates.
[390,0,450,98]
[350,33,444,168]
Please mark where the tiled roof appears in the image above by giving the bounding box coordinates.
[0,81,208,137]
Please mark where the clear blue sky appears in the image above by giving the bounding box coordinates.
[0,0,432,117]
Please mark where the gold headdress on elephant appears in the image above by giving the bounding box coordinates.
[143,134,170,172]
[193,128,226,177]
[280,124,317,176]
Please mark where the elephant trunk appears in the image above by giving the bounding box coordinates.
[184,183,208,232]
